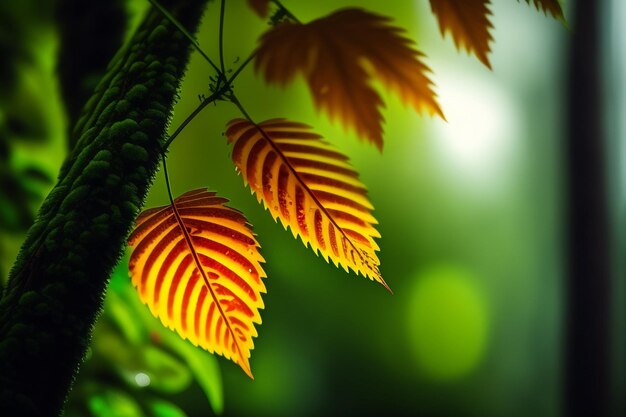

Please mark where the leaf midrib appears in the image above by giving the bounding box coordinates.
[168,197,252,377]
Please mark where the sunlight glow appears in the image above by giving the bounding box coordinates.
[433,73,519,188]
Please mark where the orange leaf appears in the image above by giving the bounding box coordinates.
[429,0,494,68]
[226,118,390,291]
[247,0,269,18]
[254,8,443,151]
[128,189,266,378]
[524,0,564,20]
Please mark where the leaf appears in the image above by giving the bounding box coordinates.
[523,0,564,20]
[247,0,269,18]
[225,118,390,291]
[148,400,188,417]
[254,8,443,151]
[128,189,266,378]
[165,337,223,414]
[429,0,494,68]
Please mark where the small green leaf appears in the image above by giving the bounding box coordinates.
[88,389,144,417]
[149,400,188,417]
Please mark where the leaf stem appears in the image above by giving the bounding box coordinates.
[161,152,176,206]
[162,94,218,150]
[148,0,222,75]
[155,0,299,150]
[226,50,257,86]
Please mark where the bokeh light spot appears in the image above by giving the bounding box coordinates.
[134,372,151,387]
[408,266,489,381]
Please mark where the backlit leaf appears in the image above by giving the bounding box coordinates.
[429,0,494,68]
[523,0,564,20]
[254,8,443,151]
[226,118,390,291]
[128,189,266,378]
[247,0,269,18]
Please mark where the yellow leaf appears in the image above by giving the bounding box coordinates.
[226,118,390,292]
[429,0,494,68]
[254,8,443,151]
[247,0,269,18]
[128,189,266,378]
[524,0,564,20]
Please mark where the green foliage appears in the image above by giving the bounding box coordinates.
[65,262,223,417]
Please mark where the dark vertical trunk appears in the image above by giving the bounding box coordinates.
[0,1,209,415]
[565,0,611,415]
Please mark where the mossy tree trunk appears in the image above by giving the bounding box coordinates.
[0,1,209,415]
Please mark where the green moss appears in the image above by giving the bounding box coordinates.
[147,60,163,70]
[122,201,140,217]
[114,99,130,114]
[148,25,168,42]
[42,283,67,298]
[67,252,82,265]
[93,150,113,162]
[126,84,149,104]
[109,119,140,140]
[18,291,39,307]
[110,205,122,223]
[33,303,49,315]
[105,174,121,187]
[160,73,177,86]
[121,143,149,162]
[60,185,91,211]
[83,160,111,179]
[145,108,167,122]
[130,131,149,144]
[44,228,60,251]
[95,101,118,126]
[93,213,110,224]
[129,61,146,74]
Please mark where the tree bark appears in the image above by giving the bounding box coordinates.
[0,1,209,415]
[565,0,611,415]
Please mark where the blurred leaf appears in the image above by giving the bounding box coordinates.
[149,400,188,417]
[106,290,145,345]
[254,8,443,150]
[141,345,192,393]
[164,334,224,414]
[128,189,266,378]
[247,0,269,18]
[523,0,564,20]
[226,118,389,290]
[88,389,144,417]
[111,263,224,413]
[429,0,493,68]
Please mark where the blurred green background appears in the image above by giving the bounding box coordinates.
[1,0,624,416]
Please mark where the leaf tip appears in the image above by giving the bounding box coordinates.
[379,277,393,294]
[240,360,255,379]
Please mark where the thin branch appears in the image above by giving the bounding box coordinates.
[154,0,300,150]
[219,0,227,77]
[162,94,218,150]
[148,0,221,74]
[271,0,300,23]
[226,50,257,86]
